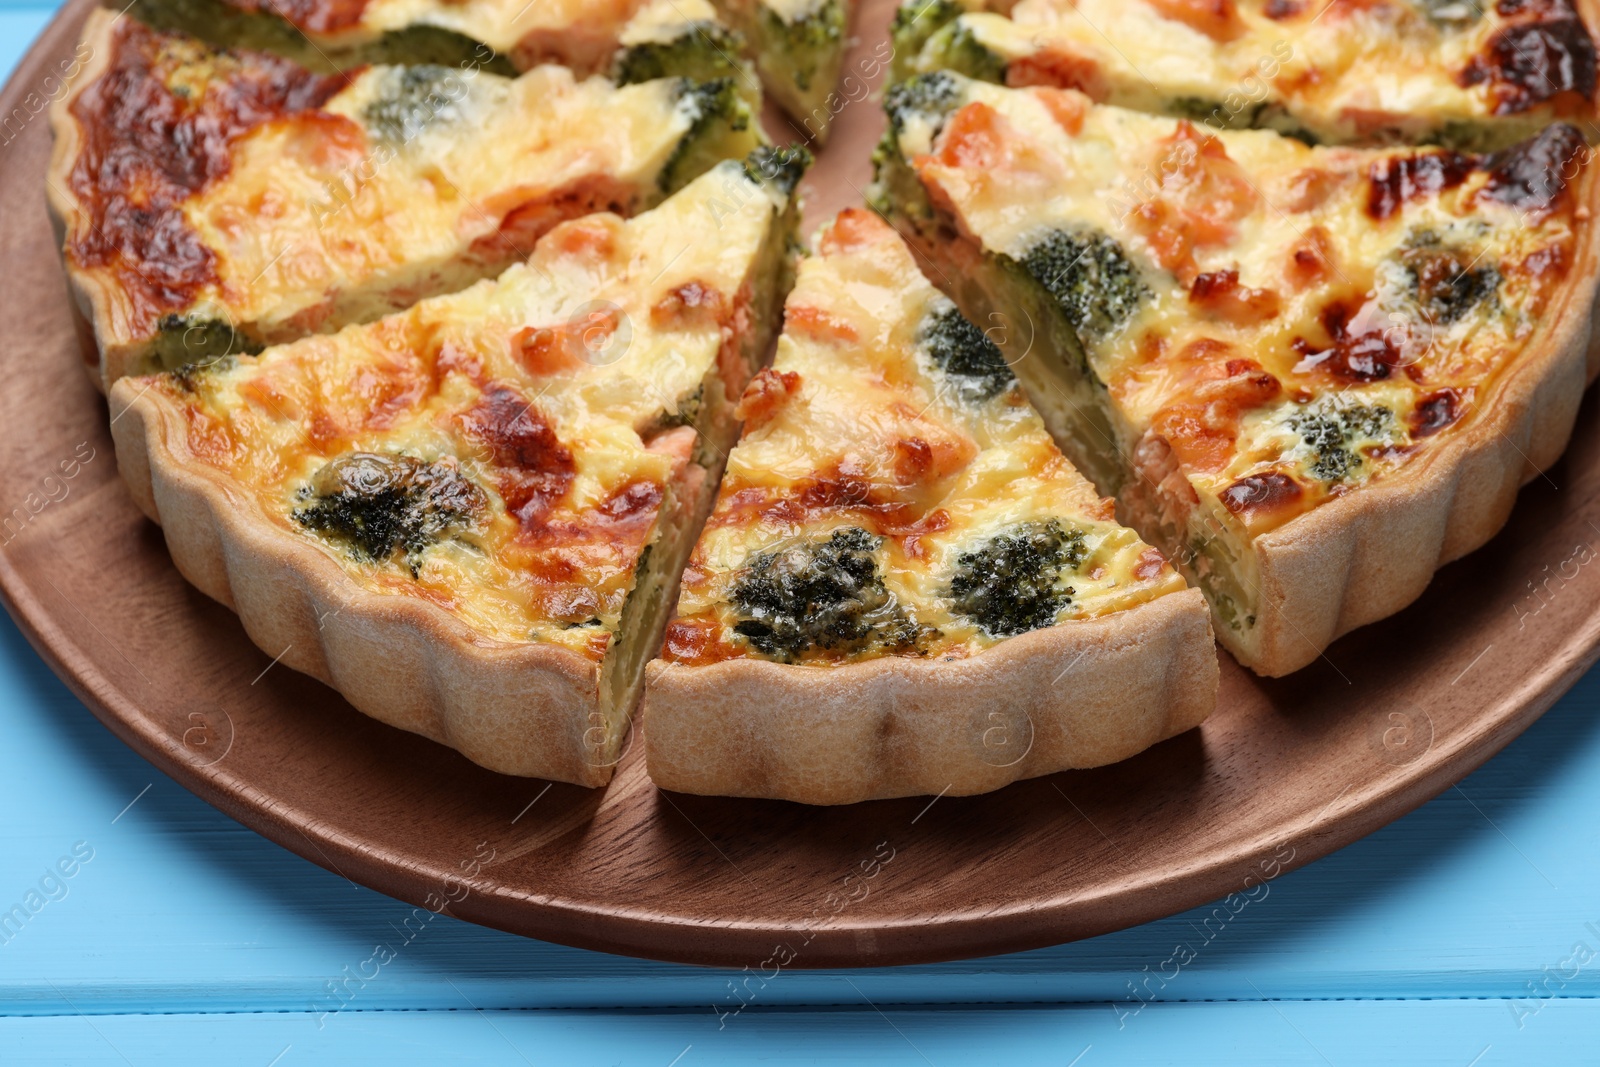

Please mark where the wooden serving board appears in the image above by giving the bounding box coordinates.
[4,0,1600,970]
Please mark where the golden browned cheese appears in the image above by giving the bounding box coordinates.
[664,209,1187,667]
[56,11,759,382]
[892,78,1589,538]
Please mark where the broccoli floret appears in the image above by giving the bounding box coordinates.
[918,301,1014,403]
[890,0,970,62]
[1414,0,1483,27]
[728,527,929,661]
[362,66,473,145]
[883,70,964,139]
[919,20,1007,84]
[293,452,485,576]
[761,0,846,92]
[1394,230,1501,325]
[1286,402,1395,482]
[611,21,747,86]
[743,143,813,197]
[660,77,755,193]
[948,521,1088,638]
[1018,228,1150,340]
[153,314,261,376]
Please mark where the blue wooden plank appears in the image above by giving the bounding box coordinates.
[9,1002,1600,1065]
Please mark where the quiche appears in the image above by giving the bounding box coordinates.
[870,72,1600,675]
[891,0,1600,149]
[125,0,856,141]
[49,11,760,389]
[107,154,806,786]
[643,209,1216,805]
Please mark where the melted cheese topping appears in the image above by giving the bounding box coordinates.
[151,162,785,656]
[665,210,1185,666]
[181,66,731,348]
[913,0,1598,145]
[60,12,765,376]
[893,76,1588,537]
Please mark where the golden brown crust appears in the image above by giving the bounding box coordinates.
[46,10,129,393]
[109,376,620,787]
[1237,168,1600,676]
[642,588,1216,805]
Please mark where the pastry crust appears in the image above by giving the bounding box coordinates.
[643,586,1215,804]
[111,381,621,784]
[44,10,123,386]
[1239,189,1600,674]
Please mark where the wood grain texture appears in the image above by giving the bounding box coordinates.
[3,0,1600,971]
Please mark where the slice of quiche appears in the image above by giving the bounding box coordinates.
[107,153,806,786]
[643,209,1216,805]
[125,0,855,141]
[871,72,1600,675]
[49,11,760,389]
[891,0,1600,150]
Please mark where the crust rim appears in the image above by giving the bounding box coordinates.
[642,588,1217,805]
[46,9,133,392]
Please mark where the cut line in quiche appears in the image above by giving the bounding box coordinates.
[871,72,1600,676]
[122,0,856,143]
[50,11,762,390]
[643,209,1217,805]
[891,0,1600,150]
[107,153,806,786]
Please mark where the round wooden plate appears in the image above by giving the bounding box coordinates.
[6,0,1600,970]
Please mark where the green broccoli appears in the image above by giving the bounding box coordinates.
[1286,402,1394,482]
[659,77,757,194]
[883,70,965,139]
[743,143,814,196]
[362,66,473,145]
[760,0,846,93]
[917,19,1008,84]
[293,452,486,576]
[612,21,748,86]
[1017,228,1150,340]
[948,520,1088,637]
[890,0,972,69]
[153,314,261,376]
[918,301,1014,403]
[1414,0,1484,27]
[729,527,929,661]
[1394,230,1501,326]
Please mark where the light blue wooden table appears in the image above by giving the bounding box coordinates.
[3,5,1600,1060]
